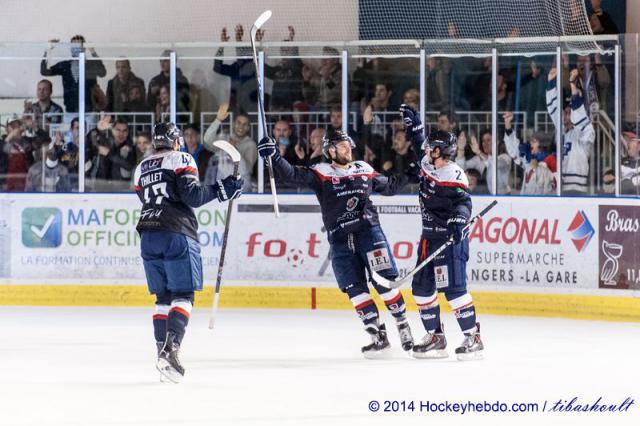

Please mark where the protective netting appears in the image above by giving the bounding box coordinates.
[176,0,599,57]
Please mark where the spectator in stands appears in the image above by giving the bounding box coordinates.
[214,25,259,114]
[106,59,146,113]
[88,115,136,191]
[621,132,640,196]
[520,60,547,127]
[56,118,80,189]
[597,168,616,196]
[466,168,488,195]
[302,47,342,109]
[365,83,395,140]
[182,124,211,181]
[134,131,153,164]
[425,57,450,112]
[154,85,171,122]
[41,35,106,114]
[264,26,304,112]
[503,112,556,195]
[148,50,190,113]
[325,105,357,142]
[385,126,416,178]
[456,129,511,194]
[1,116,33,192]
[547,67,595,195]
[589,0,619,35]
[302,127,327,166]
[23,79,63,131]
[455,130,486,177]
[203,108,256,192]
[25,132,71,193]
[402,88,420,111]
[351,58,394,113]
[125,82,148,113]
[272,119,301,165]
[361,104,392,172]
[437,110,458,134]
[575,54,610,115]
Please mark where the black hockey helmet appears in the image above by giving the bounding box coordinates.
[152,122,183,150]
[322,130,356,159]
[424,130,457,158]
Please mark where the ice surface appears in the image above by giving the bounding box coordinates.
[0,307,638,426]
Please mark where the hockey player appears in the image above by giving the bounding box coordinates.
[399,104,484,361]
[546,67,595,195]
[257,131,414,358]
[134,122,243,382]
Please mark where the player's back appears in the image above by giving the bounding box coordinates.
[134,150,200,239]
[418,159,471,236]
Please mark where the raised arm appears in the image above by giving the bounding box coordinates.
[258,137,318,188]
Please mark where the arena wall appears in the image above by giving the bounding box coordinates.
[1,193,638,321]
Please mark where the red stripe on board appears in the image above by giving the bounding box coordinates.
[311,287,317,310]
[170,307,190,318]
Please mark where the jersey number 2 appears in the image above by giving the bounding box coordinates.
[144,182,168,205]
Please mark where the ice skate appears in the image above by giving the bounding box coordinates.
[455,322,484,361]
[361,323,391,359]
[156,332,185,383]
[412,323,448,359]
[396,319,414,351]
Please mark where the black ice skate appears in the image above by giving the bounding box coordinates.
[396,319,414,351]
[156,332,185,383]
[455,322,484,361]
[361,323,391,359]
[412,323,448,359]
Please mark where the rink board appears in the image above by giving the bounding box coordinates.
[0,193,638,321]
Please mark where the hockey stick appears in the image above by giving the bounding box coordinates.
[371,200,498,290]
[250,10,280,217]
[209,140,242,329]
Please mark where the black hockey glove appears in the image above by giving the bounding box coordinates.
[399,104,425,146]
[404,161,421,183]
[447,216,468,243]
[258,136,277,159]
[216,175,244,202]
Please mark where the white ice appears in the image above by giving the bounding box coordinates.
[0,307,639,426]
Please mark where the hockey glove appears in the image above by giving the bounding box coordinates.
[405,161,421,183]
[258,136,277,159]
[447,216,468,243]
[216,175,244,202]
[399,104,425,146]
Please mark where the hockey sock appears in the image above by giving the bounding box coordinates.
[448,293,477,334]
[153,304,170,343]
[374,285,407,321]
[349,292,380,326]
[168,299,193,346]
[413,292,441,333]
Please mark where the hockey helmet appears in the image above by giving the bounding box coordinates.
[423,130,457,158]
[322,130,356,159]
[152,122,183,150]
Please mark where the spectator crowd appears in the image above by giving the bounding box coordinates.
[1,1,637,196]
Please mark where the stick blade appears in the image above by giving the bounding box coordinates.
[213,140,241,163]
[253,10,272,30]
[370,269,395,289]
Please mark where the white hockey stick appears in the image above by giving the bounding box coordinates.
[250,10,280,217]
[371,200,498,290]
[209,140,241,329]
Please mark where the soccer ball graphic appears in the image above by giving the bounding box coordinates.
[286,248,305,268]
